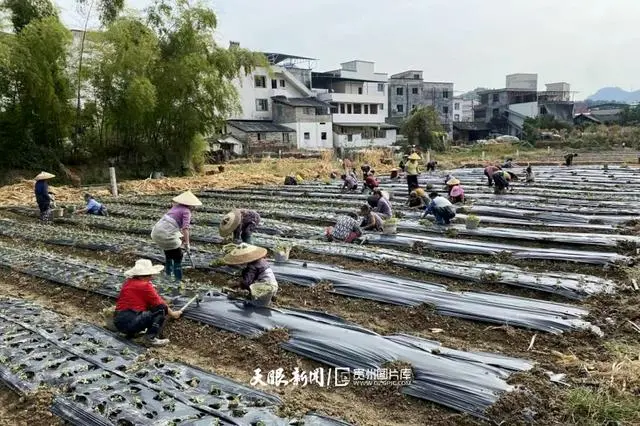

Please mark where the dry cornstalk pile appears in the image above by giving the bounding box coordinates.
[0,156,393,207]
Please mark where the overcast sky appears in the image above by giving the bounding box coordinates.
[55,0,640,99]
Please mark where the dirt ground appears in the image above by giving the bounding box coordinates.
[0,386,61,426]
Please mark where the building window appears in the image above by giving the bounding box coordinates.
[364,104,369,114]
[379,103,383,110]
[492,93,499,103]
[492,108,500,118]
[304,107,315,115]
[340,104,345,114]
[283,133,290,143]
[347,134,353,142]
[442,90,449,98]
[454,114,460,121]
[396,87,404,96]
[412,87,419,95]
[377,83,384,92]
[257,132,264,141]
[396,104,404,113]
[347,104,352,114]
[256,99,269,111]
[413,74,420,79]
[255,76,266,88]
[454,102,460,110]
[370,104,378,114]
[443,106,449,114]
[304,132,310,140]
[271,79,277,89]
[354,104,362,114]
[321,132,327,140]
[280,79,285,87]
[358,87,363,95]
[331,104,339,114]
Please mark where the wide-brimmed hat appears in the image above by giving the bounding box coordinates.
[408,153,421,160]
[446,178,461,186]
[222,243,268,265]
[124,259,164,277]
[415,188,426,197]
[219,209,242,237]
[34,171,55,181]
[172,190,202,207]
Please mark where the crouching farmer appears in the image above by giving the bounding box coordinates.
[220,209,261,244]
[326,213,362,243]
[223,244,278,307]
[422,192,456,225]
[77,193,108,216]
[114,259,182,346]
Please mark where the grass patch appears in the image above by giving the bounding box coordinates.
[564,387,640,426]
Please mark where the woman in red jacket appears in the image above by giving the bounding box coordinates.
[114,259,182,346]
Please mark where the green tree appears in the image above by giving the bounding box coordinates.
[76,0,124,25]
[0,15,72,169]
[401,106,445,151]
[2,0,56,32]
[620,105,640,126]
[143,0,266,173]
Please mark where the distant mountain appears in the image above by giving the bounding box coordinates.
[587,87,640,103]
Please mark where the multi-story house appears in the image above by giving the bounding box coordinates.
[225,45,332,153]
[312,60,397,149]
[387,71,453,135]
[473,74,574,138]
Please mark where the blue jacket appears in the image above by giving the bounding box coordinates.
[34,181,51,205]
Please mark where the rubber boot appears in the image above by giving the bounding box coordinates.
[165,259,174,277]
[173,261,183,282]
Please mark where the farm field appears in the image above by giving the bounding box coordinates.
[1,164,639,425]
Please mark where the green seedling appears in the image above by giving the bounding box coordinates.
[163,402,176,412]
[150,375,161,384]
[187,377,200,387]
[209,385,221,396]
[189,396,204,404]
[232,408,247,417]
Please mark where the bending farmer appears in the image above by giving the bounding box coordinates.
[151,190,202,282]
[422,192,456,225]
[220,209,261,244]
[371,188,392,219]
[483,165,501,187]
[114,259,182,346]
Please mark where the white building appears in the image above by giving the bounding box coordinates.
[227,48,332,152]
[452,97,474,122]
[312,60,397,149]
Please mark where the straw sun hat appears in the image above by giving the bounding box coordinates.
[222,243,268,265]
[408,153,421,160]
[414,188,426,197]
[446,178,461,186]
[173,190,202,207]
[219,209,242,237]
[124,259,164,277]
[34,171,55,181]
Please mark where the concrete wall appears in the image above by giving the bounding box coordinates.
[333,129,396,148]
[506,73,538,90]
[509,101,538,118]
[453,98,474,122]
[228,126,296,154]
[285,121,333,150]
